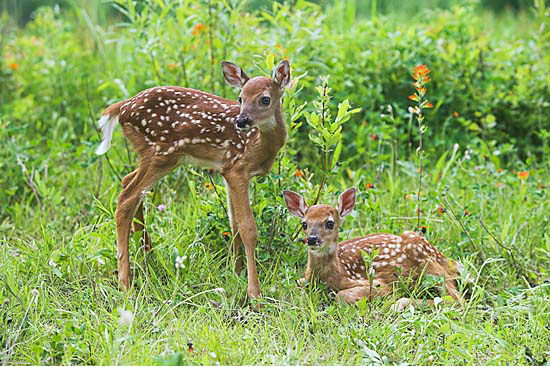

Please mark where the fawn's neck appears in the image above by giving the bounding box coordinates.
[245,103,287,175]
[258,103,287,151]
[308,239,343,286]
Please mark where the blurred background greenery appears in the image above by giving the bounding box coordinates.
[0,2,545,217]
[1,0,547,213]
[1,0,539,26]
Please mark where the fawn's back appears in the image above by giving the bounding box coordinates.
[338,231,461,284]
[115,86,258,169]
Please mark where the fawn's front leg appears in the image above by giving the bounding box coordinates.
[336,286,375,304]
[336,281,394,304]
[226,187,244,274]
[224,172,260,300]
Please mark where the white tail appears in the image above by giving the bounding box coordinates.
[95,114,118,155]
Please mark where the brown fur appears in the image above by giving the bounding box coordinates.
[101,61,291,301]
[284,189,464,308]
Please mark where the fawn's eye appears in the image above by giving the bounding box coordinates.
[302,222,307,230]
[261,96,271,106]
[238,96,242,104]
[326,220,335,230]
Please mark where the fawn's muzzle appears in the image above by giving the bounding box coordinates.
[236,114,252,129]
[307,236,321,247]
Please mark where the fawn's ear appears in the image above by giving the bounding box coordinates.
[337,187,356,218]
[273,60,291,90]
[283,190,308,218]
[222,61,250,88]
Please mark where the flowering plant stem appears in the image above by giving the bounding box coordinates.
[416,113,424,229]
[409,65,433,230]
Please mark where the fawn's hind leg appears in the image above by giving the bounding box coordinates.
[394,297,435,311]
[116,160,175,289]
[122,170,152,251]
[426,260,464,303]
[394,260,464,310]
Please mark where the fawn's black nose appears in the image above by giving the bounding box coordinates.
[307,236,319,246]
[236,115,251,129]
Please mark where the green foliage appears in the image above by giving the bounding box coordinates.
[0,0,549,365]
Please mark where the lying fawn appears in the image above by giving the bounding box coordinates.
[283,188,464,308]
[96,60,291,299]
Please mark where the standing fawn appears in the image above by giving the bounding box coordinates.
[283,188,465,309]
[96,60,291,300]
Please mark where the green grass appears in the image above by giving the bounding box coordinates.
[1,156,548,364]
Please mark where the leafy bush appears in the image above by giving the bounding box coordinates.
[0,0,547,214]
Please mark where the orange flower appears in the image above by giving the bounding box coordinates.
[8,62,18,71]
[168,62,179,71]
[205,182,214,190]
[276,44,282,49]
[424,101,433,108]
[370,134,378,141]
[496,182,504,188]
[517,171,529,180]
[366,183,375,189]
[497,168,503,173]
[452,111,459,118]
[405,194,414,200]
[192,23,205,35]
[294,168,304,178]
[464,209,471,217]
[409,93,419,102]
[437,206,446,214]
[412,64,430,79]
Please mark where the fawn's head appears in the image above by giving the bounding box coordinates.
[222,60,290,131]
[283,188,356,254]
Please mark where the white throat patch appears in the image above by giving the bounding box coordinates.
[256,116,277,130]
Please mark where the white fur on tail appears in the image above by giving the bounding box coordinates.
[95,114,118,155]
